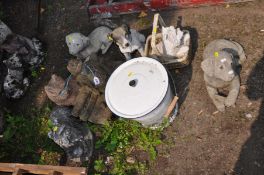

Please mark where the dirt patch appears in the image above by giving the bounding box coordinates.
[148,2,264,175]
[1,0,264,174]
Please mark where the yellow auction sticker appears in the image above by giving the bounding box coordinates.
[214,51,219,58]
[153,27,157,34]
[128,72,133,77]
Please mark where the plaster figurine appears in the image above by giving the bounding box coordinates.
[201,39,246,112]
[65,26,113,60]
[108,24,145,60]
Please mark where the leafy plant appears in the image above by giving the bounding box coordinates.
[0,105,62,164]
[38,151,61,165]
[31,70,38,78]
[94,159,106,172]
[90,119,163,175]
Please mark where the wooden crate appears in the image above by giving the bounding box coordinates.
[0,163,87,175]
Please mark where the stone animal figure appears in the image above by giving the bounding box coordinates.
[44,74,79,106]
[0,35,44,99]
[48,107,94,163]
[65,26,113,60]
[108,24,145,60]
[44,74,112,125]
[1,34,44,68]
[0,21,43,99]
[3,54,29,99]
[71,86,112,124]
[67,59,107,93]
[67,53,122,92]
[201,39,246,112]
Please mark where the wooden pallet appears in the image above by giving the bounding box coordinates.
[0,163,87,175]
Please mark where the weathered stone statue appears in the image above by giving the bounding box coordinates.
[201,39,246,112]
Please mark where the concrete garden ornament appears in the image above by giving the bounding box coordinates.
[44,74,79,106]
[48,107,94,163]
[0,20,44,99]
[67,58,108,93]
[108,24,145,60]
[201,39,246,112]
[65,26,113,60]
[44,74,111,125]
[44,55,113,125]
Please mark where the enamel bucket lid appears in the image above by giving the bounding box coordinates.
[105,57,169,119]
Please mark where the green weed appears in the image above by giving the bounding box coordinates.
[90,119,163,175]
[31,70,39,78]
[0,105,62,164]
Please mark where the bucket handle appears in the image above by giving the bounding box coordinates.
[164,96,179,118]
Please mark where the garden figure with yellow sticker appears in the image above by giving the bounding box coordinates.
[107,24,145,60]
[201,39,246,112]
[65,26,113,60]
[48,107,94,163]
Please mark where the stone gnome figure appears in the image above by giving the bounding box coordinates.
[201,39,246,112]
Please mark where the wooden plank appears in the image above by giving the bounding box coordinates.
[0,163,87,175]
[12,168,25,175]
[48,170,59,175]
